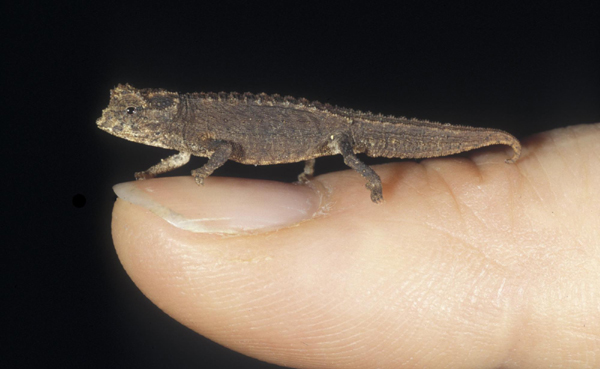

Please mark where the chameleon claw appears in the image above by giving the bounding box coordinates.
[371,192,384,203]
[191,170,205,186]
[366,182,384,203]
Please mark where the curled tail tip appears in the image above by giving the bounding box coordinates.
[499,133,521,164]
[505,145,521,164]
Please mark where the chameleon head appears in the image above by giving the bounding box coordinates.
[96,84,180,149]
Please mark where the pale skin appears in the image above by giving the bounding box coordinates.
[111,124,600,369]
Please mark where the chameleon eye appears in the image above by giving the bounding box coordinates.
[126,107,136,114]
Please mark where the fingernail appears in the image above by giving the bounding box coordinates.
[113,177,322,234]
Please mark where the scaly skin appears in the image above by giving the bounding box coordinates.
[97,84,521,202]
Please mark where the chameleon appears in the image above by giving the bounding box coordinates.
[97,84,521,203]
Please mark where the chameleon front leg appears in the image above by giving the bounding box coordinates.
[333,135,383,203]
[191,141,233,185]
[135,152,191,180]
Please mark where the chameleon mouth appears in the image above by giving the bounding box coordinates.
[96,116,111,132]
[96,110,119,130]
[96,113,127,136]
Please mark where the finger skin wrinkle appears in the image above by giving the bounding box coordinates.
[419,158,516,254]
[421,221,506,271]
[562,126,596,214]
[422,160,463,215]
[545,132,575,209]
[526,151,554,207]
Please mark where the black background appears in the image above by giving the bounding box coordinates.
[4,1,599,368]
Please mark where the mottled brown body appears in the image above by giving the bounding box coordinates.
[97,84,521,202]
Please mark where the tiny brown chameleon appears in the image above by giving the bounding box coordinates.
[97,84,521,203]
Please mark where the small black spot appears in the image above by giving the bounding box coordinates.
[126,107,136,114]
[72,194,86,208]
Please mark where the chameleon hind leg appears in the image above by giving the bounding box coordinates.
[333,134,383,203]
